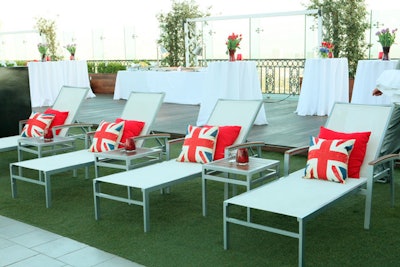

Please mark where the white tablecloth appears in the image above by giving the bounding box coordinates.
[196,61,267,125]
[113,70,205,105]
[351,60,398,105]
[376,70,400,103]
[296,58,349,116]
[28,60,95,107]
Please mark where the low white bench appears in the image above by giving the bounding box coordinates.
[10,150,95,208]
[93,159,202,232]
[223,169,367,266]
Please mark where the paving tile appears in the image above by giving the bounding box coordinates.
[7,254,66,267]
[11,228,62,248]
[94,256,145,267]
[57,246,115,267]
[0,244,38,266]
[33,237,88,258]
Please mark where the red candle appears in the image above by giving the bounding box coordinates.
[125,137,136,151]
[236,53,242,60]
[236,148,249,165]
[44,128,53,141]
[378,52,383,59]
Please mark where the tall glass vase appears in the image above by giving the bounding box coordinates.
[382,46,390,61]
[228,50,236,62]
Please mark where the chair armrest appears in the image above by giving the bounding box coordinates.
[369,153,399,166]
[19,119,29,132]
[52,123,96,137]
[134,133,171,142]
[134,133,171,153]
[369,153,399,183]
[225,141,266,158]
[284,146,309,176]
[166,137,185,160]
[85,131,96,149]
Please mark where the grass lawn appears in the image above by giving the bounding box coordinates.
[1,137,400,267]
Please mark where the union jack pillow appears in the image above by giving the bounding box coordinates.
[89,120,125,152]
[176,125,219,164]
[304,137,355,184]
[20,112,55,138]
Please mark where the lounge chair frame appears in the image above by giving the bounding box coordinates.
[223,102,395,267]
[9,92,166,208]
[93,99,266,232]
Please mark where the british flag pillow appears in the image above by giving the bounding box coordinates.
[89,120,125,152]
[176,125,219,164]
[20,112,55,138]
[304,137,355,184]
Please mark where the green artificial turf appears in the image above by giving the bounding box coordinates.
[1,137,400,267]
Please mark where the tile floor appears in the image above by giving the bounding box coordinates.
[0,215,143,267]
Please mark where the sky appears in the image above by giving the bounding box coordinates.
[0,0,397,60]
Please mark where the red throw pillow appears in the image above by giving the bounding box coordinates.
[115,118,145,147]
[318,126,371,178]
[204,125,242,160]
[44,108,69,135]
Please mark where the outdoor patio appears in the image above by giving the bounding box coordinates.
[0,93,395,266]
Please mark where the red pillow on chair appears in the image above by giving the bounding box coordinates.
[204,125,242,160]
[318,126,371,178]
[115,118,145,147]
[44,108,69,135]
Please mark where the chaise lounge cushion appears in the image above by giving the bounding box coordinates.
[304,136,355,184]
[318,126,371,178]
[20,112,55,138]
[44,108,69,135]
[89,120,125,152]
[177,125,219,164]
[204,125,242,160]
[115,118,145,148]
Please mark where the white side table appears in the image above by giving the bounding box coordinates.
[202,157,280,217]
[18,136,76,161]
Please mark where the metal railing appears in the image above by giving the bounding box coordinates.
[87,58,306,95]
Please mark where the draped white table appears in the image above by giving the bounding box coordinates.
[351,60,398,105]
[113,70,205,105]
[28,60,95,107]
[196,61,267,125]
[296,58,349,116]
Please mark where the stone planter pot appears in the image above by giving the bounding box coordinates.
[89,73,117,94]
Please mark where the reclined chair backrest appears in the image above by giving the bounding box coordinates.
[325,102,393,178]
[206,99,263,145]
[51,86,90,136]
[120,91,165,147]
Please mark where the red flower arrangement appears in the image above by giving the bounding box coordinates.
[319,41,334,58]
[226,33,242,54]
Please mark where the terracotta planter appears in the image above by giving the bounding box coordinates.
[89,73,117,94]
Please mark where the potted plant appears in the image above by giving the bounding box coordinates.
[88,62,127,94]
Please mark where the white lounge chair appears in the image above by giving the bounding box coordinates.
[93,99,265,232]
[9,92,166,208]
[223,102,395,267]
[0,85,90,154]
